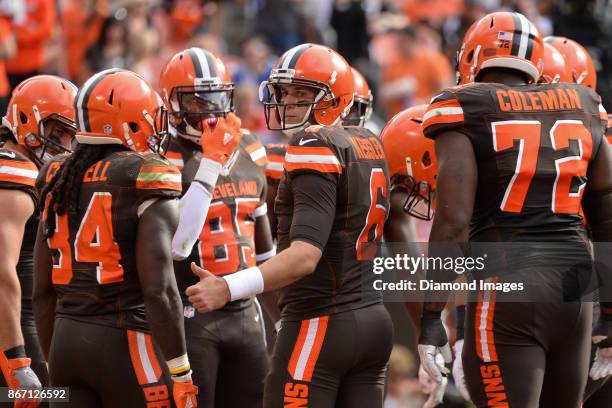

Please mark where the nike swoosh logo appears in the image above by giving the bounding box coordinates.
[0,151,16,158]
[298,138,317,146]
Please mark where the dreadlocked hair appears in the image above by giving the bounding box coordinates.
[40,144,107,238]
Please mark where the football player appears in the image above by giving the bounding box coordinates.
[545,36,597,90]
[264,65,374,240]
[158,47,275,408]
[343,67,373,127]
[417,12,612,408]
[0,75,76,407]
[381,104,450,407]
[541,35,612,408]
[186,44,393,408]
[33,69,197,408]
[540,42,571,84]
[545,35,612,147]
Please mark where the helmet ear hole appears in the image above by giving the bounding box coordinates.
[422,151,432,167]
[20,111,28,124]
[128,122,139,133]
[466,50,474,64]
[108,90,115,106]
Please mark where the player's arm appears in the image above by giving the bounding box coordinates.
[582,130,612,380]
[254,181,276,264]
[418,130,477,383]
[265,181,280,241]
[424,130,477,312]
[137,199,187,360]
[254,187,281,323]
[172,115,242,260]
[0,189,34,351]
[186,171,337,312]
[136,158,198,407]
[32,219,55,360]
[231,171,334,290]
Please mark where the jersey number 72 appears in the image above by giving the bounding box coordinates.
[492,119,592,214]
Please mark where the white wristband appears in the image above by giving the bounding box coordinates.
[166,353,190,376]
[222,266,264,301]
[195,158,222,186]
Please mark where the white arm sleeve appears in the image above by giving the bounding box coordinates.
[171,159,222,260]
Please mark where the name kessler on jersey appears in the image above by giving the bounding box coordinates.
[276,126,390,321]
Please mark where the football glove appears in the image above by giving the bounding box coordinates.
[418,310,452,384]
[200,113,242,166]
[418,354,448,408]
[0,356,41,408]
[172,374,198,408]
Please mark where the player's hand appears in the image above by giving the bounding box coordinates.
[418,358,447,408]
[590,314,612,380]
[0,357,42,408]
[418,310,452,384]
[172,377,198,408]
[200,113,242,165]
[185,262,230,312]
[452,339,471,401]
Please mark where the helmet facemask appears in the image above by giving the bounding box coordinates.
[344,94,372,127]
[169,81,234,143]
[34,114,76,162]
[393,174,435,221]
[144,104,171,154]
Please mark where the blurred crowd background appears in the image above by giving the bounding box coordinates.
[1,0,610,406]
[1,0,611,144]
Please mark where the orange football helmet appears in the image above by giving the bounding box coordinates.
[259,43,354,131]
[544,36,596,89]
[457,12,543,84]
[380,104,437,220]
[75,69,169,153]
[2,75,77,165]
[159,47,234,144]
[344,67,373,127]
[540,42,571,83]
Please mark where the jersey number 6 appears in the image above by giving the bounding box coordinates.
[356,168,388,260]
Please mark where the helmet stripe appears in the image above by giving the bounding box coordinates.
[524,19,536,61]
[510,13,522,57]
[516,13,530,58]
[203,50,218,78]
[281,44,310,70]
[188,47,214,79]
[76,68,120,133]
